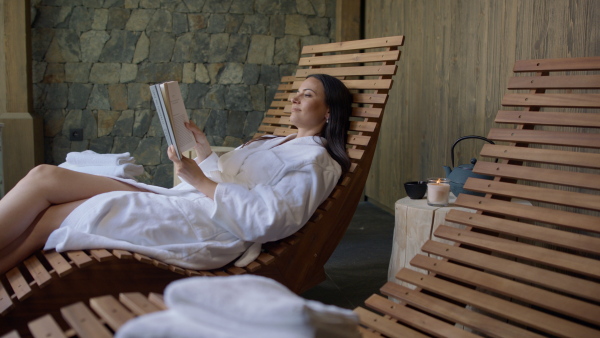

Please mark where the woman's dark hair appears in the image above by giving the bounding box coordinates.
[307,74,352,173]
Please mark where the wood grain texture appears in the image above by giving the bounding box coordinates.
[364,0,600,209]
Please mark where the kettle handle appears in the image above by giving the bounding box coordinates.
[450,135,496,168]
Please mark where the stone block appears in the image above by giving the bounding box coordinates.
[148,9,172,32]
[188,13,207,31]
[65,63,92,83]
[88,84,111,110]
[90,136,115,154]
[112,110,135,136]
[44,83,69,109]
[204,85,226,109]
[120,64,138,83]
[225,14,244,33]
[226,85,252,111]
[207,14,226,33]
[45,29,81,62]
[239,14,269,35]
[173,12,189,35]
[209,33,229,63]
[243,64,261,85]
[247,35,274,64]
[132,136,161,165]
[108,84,128,110]
[107,7,131,30]
[152,163,173,188]
[90,63,122,84]
[230,0,253,14]
[274,35,300,65]
[226,110,245,138]
[285,15,310,36]
[219,63,243,84]
[81,30,111,62]
[32,28,54,61]
[195,64,210,83]
[43,63,65,83]
[250,84,266,111]
[100,30,139,63]
[133,109,153,137]
[43,109,66,137]
[92,9,109,30]
[112,136,141,154]
[226,34,250,62]
[136,63,183,83]
[70,6,94,33]
[126,8,155,31]
[133,32,150,63]
[98,110,122,137]
[182,0,206,13]
[127,82,153,109]
[203,0,233,13]
[68,83,93,109]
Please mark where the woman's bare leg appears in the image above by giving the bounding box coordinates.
[0,164,149,251]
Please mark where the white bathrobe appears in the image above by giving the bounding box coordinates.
[44,134,341,270]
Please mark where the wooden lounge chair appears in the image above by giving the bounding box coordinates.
[355,56,600,337]
[0,35,405,336]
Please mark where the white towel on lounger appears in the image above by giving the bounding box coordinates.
[66,150,135,166]
[116,275,361,338]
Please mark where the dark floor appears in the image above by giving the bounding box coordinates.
[301,200,395,310]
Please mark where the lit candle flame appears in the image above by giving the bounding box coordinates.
[436,178,441,184]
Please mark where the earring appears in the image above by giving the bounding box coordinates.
[326,117,329,123]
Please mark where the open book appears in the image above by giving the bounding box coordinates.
[149,81,196,160]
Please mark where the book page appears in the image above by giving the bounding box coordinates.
[161,82,196,158]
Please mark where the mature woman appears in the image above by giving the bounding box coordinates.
[0,74,353,274]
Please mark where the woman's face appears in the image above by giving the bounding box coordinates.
[289,77,330,132]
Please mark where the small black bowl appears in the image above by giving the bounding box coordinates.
[404,181,427,199]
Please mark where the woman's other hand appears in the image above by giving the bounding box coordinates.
[168,145,216,199]
[185,121,212,161]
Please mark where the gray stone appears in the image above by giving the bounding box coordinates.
[149,32,175,62]
[65,63,91,83]
[45,29,81,62]
[203,85,225,109]
[104,0,126,8]
[127,82,153,109]
[33,6,71,28]
[133,109,152,137]
[285,15,310,36]
[243,63,260,85]
[270,15,285,38]
[280,0,297,14]
[255,0,280,14]
[140,0,160,9]
[90,136,114,154]
[159,0,183,12]
[279,63,297,77]
[133,32,150,63]
[99,30,139,63]
[125,0,139,8]
[52,136,71,164]
[300,35,330,47]
[219,63,244,84]
[32,61,47,83]
[207,63,224,84]
[247,35,274,64]
[107,7,131,30]
[62,109,98,140]
[136,63,183,83]
[258,64,279,85]
[152,164,173,188]
[225,34,249,62]
[188,13,207,31]
[207,14,226,33]
[43,63,65,83]
[44,109,66,137]
[307,17,329,36]
[148,9,172,32]
[310,0,327,17]
[183,63,195,83]
[209,33,229,63]
[226,110,245,138]
[226,85,252,111]
[265,85,278,108]
[120,63,138,83]
[159,138,169,163]
[203,0,233,13]
[173,12,189,35]
[112,136,140,153]
[225,14,244,33]
[112,109,135,136]
[223,136,243,147]
[70,139,89,152]
[230,0,254,14]
[70,6,94,33]
[204,109,227,139]
[173,32,209,63]
[33,84,46,110]
[90,63,121,84]
[68,83,93,109]
[147,113,163,137]
[274,35,300,64]
[182,0,206,12]
[32,28,54,61]
[190,108,211,130]
[250,84,265,111]
[81,30,110,62]
[87,84,111,110]
[186,83,210,109]
[132,136,161,165]
[108,84,128,110]
[44,83,69,109]
[92,9,109,30]
[83,0,104,8]
[195,64,210,83]
[296,0,315,15]
[243,110,264,139]
[125,8,154,31]
[172,32,194,62]
[98,110,121,136]
[239,14,269,35]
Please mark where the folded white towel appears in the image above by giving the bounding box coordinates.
[58,162,144,180]
[116,275,360,338]
[66,150,135,167]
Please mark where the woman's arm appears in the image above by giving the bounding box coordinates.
[185,121,212,163]
[168,145,217,199]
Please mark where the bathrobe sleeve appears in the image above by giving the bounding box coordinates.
[210,159,340,243]
[197,152,220,177]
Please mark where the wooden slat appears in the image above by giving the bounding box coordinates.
[299,50,400,67]
[473,161,600,190]
[507,74,600,89]
[445,209,600,255]
[347,148,364,160]
[487,128,600,148]
[273,92,289,99]
[269,100,289,108]
[148,293,167,310]
[23,256,52,288]
[292,79,393,90]
[90,249,114,262]
[112,249,133,259]
[380,281,543,338]
[513,56,600,72]
[273,127,296,136]
[434,225,600,279]
[464,177,600,211]
[43,251,72,277]
[60,302,112,338]
[89,295,135,331]
[352,107,382,118]
[347,134,370,146]
[295,65,397,78]
[28,314,67,338]
[353,93,387,104]
[410,254,600,326]
[0,331,20,338]
[349,121,376,132]
[395,269,600,338]
[66,251,93,268]
[354,306,429,338]
[480,144,600,169]
[119,292,162,316]
[495,110,600,128]
[0,281,14,315]
[421,240,600,303]
[501,93,600,108]
[455,194,600,233]
[6,268,31,300]
[301,35,404,54]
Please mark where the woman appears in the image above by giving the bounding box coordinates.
[0,74,352,274]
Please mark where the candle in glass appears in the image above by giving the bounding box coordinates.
[427,178,450,206]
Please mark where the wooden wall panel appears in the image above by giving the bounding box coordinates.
[364,0,600,211]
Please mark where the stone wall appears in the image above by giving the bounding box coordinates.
[31,0,335,187]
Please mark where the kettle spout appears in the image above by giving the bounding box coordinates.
[443,166,452,177]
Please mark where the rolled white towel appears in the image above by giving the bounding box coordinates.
[66,150,135,167]
[59,162,144,180]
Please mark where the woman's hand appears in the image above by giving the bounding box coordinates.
[185,121,212,162]
[168,145,217,199]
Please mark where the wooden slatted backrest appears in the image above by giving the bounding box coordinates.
[357,57,600,337]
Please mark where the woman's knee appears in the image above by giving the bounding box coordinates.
[22,164,61,188]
